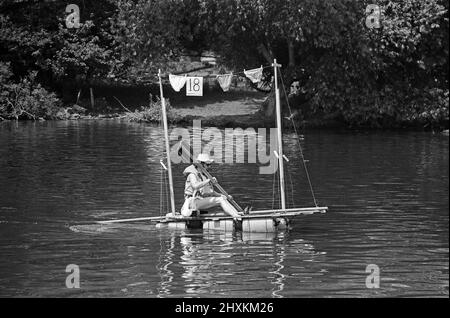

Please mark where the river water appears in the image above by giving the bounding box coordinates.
[0,120,448,297]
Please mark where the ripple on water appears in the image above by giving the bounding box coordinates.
[0,124,448,297]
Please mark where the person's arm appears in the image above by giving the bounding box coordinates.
[188,173,211,191]
[210,178,229,198]
[203,177,220,197]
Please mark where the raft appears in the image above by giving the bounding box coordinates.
[96,59,328,233]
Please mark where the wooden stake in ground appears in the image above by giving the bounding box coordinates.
[76,89,81,105]
[90,88,95,111]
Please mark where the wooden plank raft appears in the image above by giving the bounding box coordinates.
[96,207,328,225]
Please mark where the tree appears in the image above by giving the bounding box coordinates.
[0,0,121,85]
[0,0,447,127]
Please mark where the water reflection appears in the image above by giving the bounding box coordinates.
[154,229,325,298]
[156,231,175,297]
[179,235,214,295]
[270,243,286,298]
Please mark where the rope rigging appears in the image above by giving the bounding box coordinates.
[286,163,296,209]
[271,166,277,210]
[159,116,170,216]
[157,61,319,212]
[278,70,319,207]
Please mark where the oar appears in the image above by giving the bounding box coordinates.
[96,216,165,224]
[177,142,244,212]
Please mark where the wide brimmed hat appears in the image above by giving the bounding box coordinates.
[196,153,214,164]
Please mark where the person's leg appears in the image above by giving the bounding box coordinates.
[218,197,243,218]
[195,197,242,218]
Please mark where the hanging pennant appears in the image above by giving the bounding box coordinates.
[186,77,203,96]
[169,74,187,92]
[244,67,263,84]
[216,73,233,92]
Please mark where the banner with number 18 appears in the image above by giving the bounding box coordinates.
[186,77,203,96]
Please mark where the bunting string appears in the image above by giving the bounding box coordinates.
[160,64,273,93]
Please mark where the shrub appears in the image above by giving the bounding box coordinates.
[0,62,61,120]
[413,88,449,127]
[125,93,180,123]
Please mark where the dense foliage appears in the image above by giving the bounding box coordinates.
[0,61,61,120]
[0,0,448,128]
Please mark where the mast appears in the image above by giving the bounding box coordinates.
[272,59,286,211]
[158,69,176,214]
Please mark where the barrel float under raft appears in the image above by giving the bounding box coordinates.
[202,219,234,231]
[156,221,186,229]
[202,217,289,233]
[242,217,289,232]
[155,215,291,233]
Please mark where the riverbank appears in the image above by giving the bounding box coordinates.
[0,93,448,132]
[1,106,449,134]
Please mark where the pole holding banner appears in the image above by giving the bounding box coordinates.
[272,59,286,211]
[158,69,176,215]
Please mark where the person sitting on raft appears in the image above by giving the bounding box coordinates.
[182,153,244,220]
